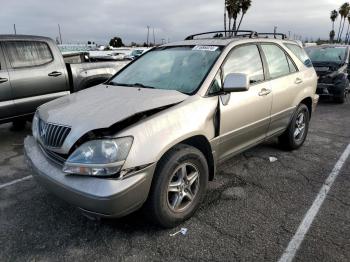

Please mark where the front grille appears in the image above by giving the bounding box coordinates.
[38,119,71,148]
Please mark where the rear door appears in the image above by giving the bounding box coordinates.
[3,40,69,116]
[217,44,273,160]
[0,42,14,120]
[260,43,301,137]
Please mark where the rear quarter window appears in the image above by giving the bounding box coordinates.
[285,43,312,68]
[3,41,53,68]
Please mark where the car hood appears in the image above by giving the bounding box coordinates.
[38,84,189,153]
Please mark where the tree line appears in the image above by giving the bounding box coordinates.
[329,2,350,43]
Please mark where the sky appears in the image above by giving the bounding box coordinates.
[0,0,347,45]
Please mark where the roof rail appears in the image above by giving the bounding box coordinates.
[257,33,288,39]
[185,30,258,40]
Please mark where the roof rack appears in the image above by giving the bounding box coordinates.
[185,30,258,40]
[257,33,288,39]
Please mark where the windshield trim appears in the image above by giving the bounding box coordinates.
[106,45,224,96]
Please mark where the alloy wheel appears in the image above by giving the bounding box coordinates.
[167,163,200,212]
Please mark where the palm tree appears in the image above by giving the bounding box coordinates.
[338,2,350,42]
[345,15,350,43]
[330,30,336,42]
[226,0,241,35]
[330,10,338,32]
[236,0,252,32]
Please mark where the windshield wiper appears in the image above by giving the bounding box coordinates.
[108,82,155,89]
[131,83,155,89]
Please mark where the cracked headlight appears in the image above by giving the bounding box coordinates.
[63,137,133,177]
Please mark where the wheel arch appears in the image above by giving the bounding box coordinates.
[158,135,216,181]
[300,97,313,118]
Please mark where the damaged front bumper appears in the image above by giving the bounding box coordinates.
[24,136,155,218]
[316,83,336,96]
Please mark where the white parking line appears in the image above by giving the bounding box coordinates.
[279,143,350,262]
[0,175,32,189]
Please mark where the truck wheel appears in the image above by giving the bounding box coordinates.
[11,120,27,131]
[146,144,208,228]
[278,104,310,150]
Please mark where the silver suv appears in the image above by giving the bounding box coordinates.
[25,31,318,227]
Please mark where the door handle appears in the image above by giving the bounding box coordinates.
[0,77,8,84]
[48,71,62,77]
[295,78,303,84]
[258,88,271,96]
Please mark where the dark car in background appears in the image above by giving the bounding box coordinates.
[306,45,350,103]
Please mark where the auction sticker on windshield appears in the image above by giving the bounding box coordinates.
[193,46,219,51]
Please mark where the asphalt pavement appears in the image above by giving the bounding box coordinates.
[0,99,349,262]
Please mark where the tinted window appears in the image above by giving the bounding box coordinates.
[262,44,290,79]
[4,41,53,68]
[285,43,312,67]
[223,45,264,83]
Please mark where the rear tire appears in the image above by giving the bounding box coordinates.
[145,144,208,228]
[278,104,310,150]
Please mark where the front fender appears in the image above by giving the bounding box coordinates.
[117,95,218,169]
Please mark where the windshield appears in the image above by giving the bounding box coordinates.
[306,47,347,63]
[109,46,222,94]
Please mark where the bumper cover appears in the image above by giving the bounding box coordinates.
[24,136,155,217]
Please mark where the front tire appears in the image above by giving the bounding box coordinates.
[278,104,310,150]
[146,144,208,228]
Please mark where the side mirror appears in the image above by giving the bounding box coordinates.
[223,73,249,92]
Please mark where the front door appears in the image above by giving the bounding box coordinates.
[218,44,272,161]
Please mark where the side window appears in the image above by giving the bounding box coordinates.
[287,56,297,73]
[285,43,312,67]
[208,70,222,94]
[261,44,290,79]
[3,41,53,68]
[223,45,264,84]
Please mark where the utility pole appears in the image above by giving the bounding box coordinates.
[146,26,150,47]
[13,24,16,35]
[153,28,155,46]
[58,24,62,44]
[274,26,277,38]
[224,5,227,36]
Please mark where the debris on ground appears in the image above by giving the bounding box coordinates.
[170,228,188,237]
[269,156,278,163]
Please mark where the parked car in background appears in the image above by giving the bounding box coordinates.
[0,35,129,127]
[25,31,318,227]
[305,45,350,103]
[125,49,149,60]
[89,52,127,61]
